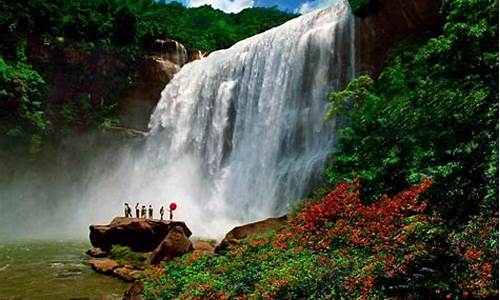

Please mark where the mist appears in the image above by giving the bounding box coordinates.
[0,132,242,241]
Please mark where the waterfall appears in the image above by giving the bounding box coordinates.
[144,1,356,226]
[174,40,188,66]
[0,1,356,240]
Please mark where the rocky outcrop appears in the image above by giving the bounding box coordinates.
[148,39,188,66]
[118,56,179,129]
[86,247,107,258]
[88,258,145,282]
[355,0,442,75]
[118,39,203,130]
[113,267,144,282]
[89,217,192,252]
[150,226,193,264]
[215,215,288,253]
[89,259,119,275]
[187,49,205,61]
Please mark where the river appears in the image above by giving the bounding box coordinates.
[0,240,128,300]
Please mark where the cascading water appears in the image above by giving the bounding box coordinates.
[144,1,356,228]
[0,1,355,240]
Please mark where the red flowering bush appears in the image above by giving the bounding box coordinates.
[448,215,499,298]
[143,179,498,300]
[271,178,449,298]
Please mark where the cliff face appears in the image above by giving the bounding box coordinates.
[26,38,201,131]
[355,0,442,75]
[119,39,202,130]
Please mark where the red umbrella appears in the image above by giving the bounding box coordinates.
[169,202,177,211]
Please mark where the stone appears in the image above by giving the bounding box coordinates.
[192,240,215,253]
[123,280,145,300]
[113,267,144,282]
[215,215,287,253]
[88,259,119,275]
[150,226,192,264]
[86,247,107,258]
[89,217,192,252]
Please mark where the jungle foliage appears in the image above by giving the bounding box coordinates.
[326,0,498,222]
[0,0,295,151]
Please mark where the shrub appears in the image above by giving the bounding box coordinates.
[142,180,484,300]
[448,215,499,298]
[109,245,147,268]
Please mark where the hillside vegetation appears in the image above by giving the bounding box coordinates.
[0,0,296,152]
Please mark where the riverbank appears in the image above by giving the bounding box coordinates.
[0,240,128,300]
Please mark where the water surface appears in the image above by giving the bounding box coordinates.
[0,240,128,300]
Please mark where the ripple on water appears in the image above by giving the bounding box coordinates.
[0,240,128,300]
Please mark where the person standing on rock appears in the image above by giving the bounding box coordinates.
[160,206,165,220]
[169,202,177,220]
[141,205,147,218]
[148,205,153,219]
[124,203,132,218]
[135,203,140,218]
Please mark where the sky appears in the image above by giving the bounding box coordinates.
[165,0,341,14]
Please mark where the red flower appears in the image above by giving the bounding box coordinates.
[464,249,482,261]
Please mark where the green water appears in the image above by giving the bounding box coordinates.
[0,240,129,300]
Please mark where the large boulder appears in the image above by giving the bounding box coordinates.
[215,215,288,253]
[150,226,193,264]
[89,217,192,252]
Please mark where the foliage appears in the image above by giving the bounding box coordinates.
[0,0,295,57]
[0,56,50,152]
[348,0,381,16]
[143,180,474,299]
[0,0,296,151]
[325,75,374,120]
[448,215,499,298]
[109,245,147,268]
[325,0,498,221]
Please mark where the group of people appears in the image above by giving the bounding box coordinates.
[124,203,175,220]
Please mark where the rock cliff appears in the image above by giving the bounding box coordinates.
[26,38,201,131]
[355,0,442,75]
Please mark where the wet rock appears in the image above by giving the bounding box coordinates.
[113,267,144,282]
[215,215,287,253]
[86,247,107,258]
[89,217,192,252]
[123,280,145,300]
[88,259,119,275]
[187,48,204,61]
[150,226,193,264]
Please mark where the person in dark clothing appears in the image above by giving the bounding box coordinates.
[169,202,177,220]
[148,205,153,219]
[135,203,140,218]
[159,206,165,220]
[141,205,147,218]
[124,203,132,218]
